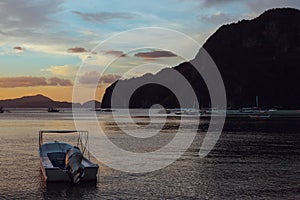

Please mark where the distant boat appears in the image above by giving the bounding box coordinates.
[39,130,99,183]
[241,96,263,113]
[175,108,200,116]
[175,110,183,115]
[94,108,114,112]
[0,107,4,113]
[48,108,60,112]
[249,114,271,119]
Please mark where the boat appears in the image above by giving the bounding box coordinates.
[0,107,4,113]
[94,108,114,112]
[39,130,99,183]
[173,107,200,116]
[249,114,271,119]
[48,108,60,112]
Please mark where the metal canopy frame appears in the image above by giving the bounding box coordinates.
[39,130,90,160]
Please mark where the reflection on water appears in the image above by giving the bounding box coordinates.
[0,109,299,199]
[41,181,98,199]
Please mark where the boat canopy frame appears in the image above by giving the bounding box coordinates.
[39,130,91,160]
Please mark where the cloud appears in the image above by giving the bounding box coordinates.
[47,77,72,86]
[246,0,300,14]
[134,50,177,59]
[72,11,138,23]
[42,65,78,77]
[202,0,300,13]
[67,47,88,53]
[13,46,25,51]
[79,71,121,85]
[202,0,239,7]
[104,50,126,57]
[0,76,72,88]
[100,74,122,83]
[0,0,62,30]
[78,71,100,85]
[200,12,237,24]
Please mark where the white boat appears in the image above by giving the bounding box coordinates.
[39,130,99,183]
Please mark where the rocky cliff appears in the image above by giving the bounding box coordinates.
[102,8,300,109]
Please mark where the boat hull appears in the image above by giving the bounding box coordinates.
[41,165,99,182]
[40,156,99,182]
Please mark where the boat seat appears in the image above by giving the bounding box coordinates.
[47,152,66,169]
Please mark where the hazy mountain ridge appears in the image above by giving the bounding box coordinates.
[0,94,100,108]
[101,8,300,109]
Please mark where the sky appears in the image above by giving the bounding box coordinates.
[1,0,300,103]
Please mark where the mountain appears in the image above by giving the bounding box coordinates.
[101,8,300,109]
[0,94,81,108]
[82,100,101,108]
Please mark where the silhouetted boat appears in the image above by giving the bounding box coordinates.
[48,108,60,112]
[39,130,99,183]
[94,108,114,112]
[0,107,4,113]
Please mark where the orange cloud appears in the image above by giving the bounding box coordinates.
[0,76,72,88]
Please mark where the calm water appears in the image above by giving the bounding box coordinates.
[0,109,299,199]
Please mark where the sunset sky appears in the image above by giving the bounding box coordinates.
[1,0,300,103]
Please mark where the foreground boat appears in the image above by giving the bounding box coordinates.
[39,130,99,183]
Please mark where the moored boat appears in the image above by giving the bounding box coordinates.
[48,108,60,112]
[39,130,99,183]
[249,114,271,119]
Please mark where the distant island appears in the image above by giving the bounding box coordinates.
[0,94,101,108]
[101,8,300,109]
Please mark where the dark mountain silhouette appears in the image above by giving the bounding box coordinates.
[82,100,101,108]
[101,8,300,109]
[0,94,81,108]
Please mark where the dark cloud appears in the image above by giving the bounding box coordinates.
[0,0,73,46]
[67,47,88,53]
[104,50,126,57]
[72,11,138,23]
[79,71,121,85]
[0,0,62,29]
[13,46,25,51]
[0,76,72,88]
[134,51,177,59]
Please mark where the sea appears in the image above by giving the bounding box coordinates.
[0,108,299,199]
